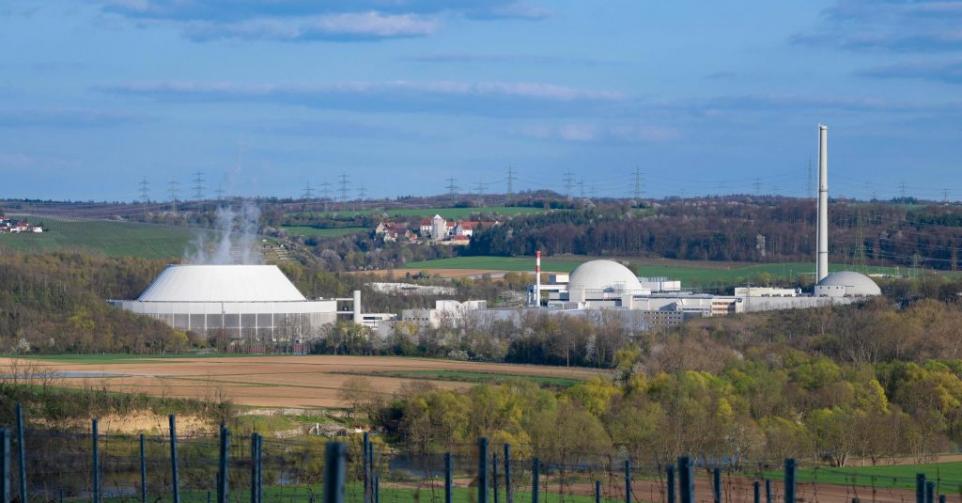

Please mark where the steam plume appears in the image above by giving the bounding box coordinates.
[186,201,263,265]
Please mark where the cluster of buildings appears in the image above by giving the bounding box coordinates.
[0,215,43,234]
[375,215,499,246]
[111,124,886,341]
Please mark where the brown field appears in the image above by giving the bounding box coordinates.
[0,355,605,409]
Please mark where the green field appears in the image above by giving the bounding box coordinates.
[282,225,367,238]
[767,462,962,491]
[403,256,910,286]
[0,216,195,259]
[297,206,547,220]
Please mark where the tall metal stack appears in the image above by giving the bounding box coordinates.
[817,124,829,283]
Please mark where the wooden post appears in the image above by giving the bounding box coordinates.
[753,481,760,503]
[444,453,452,503]
[784,460,796,503]
[594,480,601,503]
[92,418,100,503]
[493,453,499,503]
[250,433,259,503]
[531,458,540,503]
[169,415,180,503]
[139,433,147,503]
[479,438,489,503]
[915,474,925,503]
[713,467,721,503]
[504,444,512,503]
[678,457,693,503]
[363,432,371,503]
[666,465,675,503]
[765,480,772,503]
[323,443,346,503]
[217,426,230,503]
[624,460,631,503]
[15,404,26,503]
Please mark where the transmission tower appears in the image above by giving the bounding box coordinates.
[357,185,367,201]
[302,181,314,200]
[138,177,150,203]
[338,173,349,202]
[563,170,574,197]
[445,177,459,196]
[320,181,332,200]
[633,167,643,200]
[214,185,225,201]
[506,166,517,198]
[168,179,179,213]
[899,180,907,199]
[578,178,585,198]
[192,171,205,200]
[474,177,486,196]
[753,178,762,195]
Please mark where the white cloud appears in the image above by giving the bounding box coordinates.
[184,12,438,41]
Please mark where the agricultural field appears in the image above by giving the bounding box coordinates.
[402,256,911,286]
[769,461,962,491]
[0,216,195,259]
[281,225,368,238]
[3,355,604,409]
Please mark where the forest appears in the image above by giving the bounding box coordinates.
[466,198,962,271]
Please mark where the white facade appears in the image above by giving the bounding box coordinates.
[110,264,337,341]
[402,300,488,329]
[430,214,448,241]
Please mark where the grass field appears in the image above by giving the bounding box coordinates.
[767,462,962,491]
[0,216,195,259]
[403,256,911,286]
[296,206,547,220]
[2,355,604,408]
[281,225,368,238]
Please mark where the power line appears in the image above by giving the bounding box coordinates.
[338,173,349,202]
[192,171,205,200]
[633,167,643,200]
[563,170,574,197]
[445,177,459,196]
[506,166,517,197]
[138,178,150,203]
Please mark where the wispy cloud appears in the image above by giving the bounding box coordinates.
[860,60,962,85]
[407,53,619,66]
[96,0,546,42]
[183,12,438,42]
[520,122,680,143]
[0,108,144,128]
[98,80,624,117]
[794,0,962,52]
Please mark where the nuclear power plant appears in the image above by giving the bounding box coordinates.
[525,124,881,324]
[110,264,395,341]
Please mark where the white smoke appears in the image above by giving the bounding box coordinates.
[186,201,263,265]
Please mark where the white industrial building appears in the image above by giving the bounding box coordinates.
[110,264,396,340]
[519,124,881,324]
[402,300,488,329]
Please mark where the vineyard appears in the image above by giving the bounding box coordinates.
[1,406,959,503]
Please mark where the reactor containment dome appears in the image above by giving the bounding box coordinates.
[567,259,645,303]
[110,264,337,341]
[815,271,882,298]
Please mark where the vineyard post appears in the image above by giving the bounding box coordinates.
[504,444,512,503]
[493,453,499,503]
[595,480,601,503]
[169,415,180,503]
[531,458,540,503]
[15,404,25,503]
[666,465,675,503]
[713,467,721,503]
[916,474,926,503]
[92,418,100,503]
[1,428,9,503]
[753,481,760,503]
[139,433,147,503]
[784,459,796,503]
[479,437,489,503]
[678,457,693,503]
[323,442,346,503]
[363,432,371,503]
[624,460,631,503]
[217,425,230,503]
[444,453,452,503]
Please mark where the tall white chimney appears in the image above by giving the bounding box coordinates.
[817,124,829,282]
[534,250,542,307]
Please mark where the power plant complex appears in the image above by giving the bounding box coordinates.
[113,124,881,339]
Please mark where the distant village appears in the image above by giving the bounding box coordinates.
[0,215,43,234]
[375,214,499,246]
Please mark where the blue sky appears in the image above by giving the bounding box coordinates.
[2,0,962,201]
